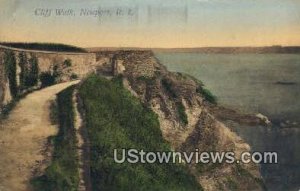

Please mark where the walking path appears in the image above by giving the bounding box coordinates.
[0,81,79,191]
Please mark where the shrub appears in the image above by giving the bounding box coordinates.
[197,87,217,104]
[17,53,39,88]
[18,52,29,89]
[63,59,72,68]
[49,100,58,125]
[40,72,56,87]
[177,102,188,125]
[4,50,18,98]
[27,54,39,86]
[70,73,79,80]
[161,78,177,98]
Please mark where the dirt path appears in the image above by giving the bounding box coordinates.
[0,81,79,191]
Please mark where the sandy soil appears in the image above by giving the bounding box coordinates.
[0,81,79,191]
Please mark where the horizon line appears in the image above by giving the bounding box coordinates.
[1,41,300,49]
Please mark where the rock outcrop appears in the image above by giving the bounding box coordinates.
[109,50,266,191]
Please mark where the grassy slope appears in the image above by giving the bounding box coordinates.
[31,86,79,191]
[79,75,202,191]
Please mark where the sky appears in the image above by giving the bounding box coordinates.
[0,0,300,48]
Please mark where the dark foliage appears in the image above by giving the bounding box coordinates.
[196,87,217,104]
[4,50,18,98]
[161,78,177,98]
[177,102,188,125]
[0,42,87,53]
[39,72,56,87]
[18,52,28,89]
[25,54,39,87]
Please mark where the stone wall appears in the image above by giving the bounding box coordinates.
[0,45,99,108]
[32,51,97,78]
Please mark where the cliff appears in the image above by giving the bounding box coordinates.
[0,44,269,190]
[108,50,266,190]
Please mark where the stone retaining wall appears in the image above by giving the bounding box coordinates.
[0,45,99,108]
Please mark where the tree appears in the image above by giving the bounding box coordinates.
[4,50,18,98]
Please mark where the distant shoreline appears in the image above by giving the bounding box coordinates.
[87,46,300,54]
[1,42,300,54]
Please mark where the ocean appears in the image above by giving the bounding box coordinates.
[155,52,300,191]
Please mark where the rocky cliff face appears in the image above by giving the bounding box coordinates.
[108,50,266,191]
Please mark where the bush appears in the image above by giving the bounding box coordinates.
[70,73,79,80]
[161,78,177,98]
[4,50,18,98]
[177,102,188,125]
[17,52,39,88]
[40,72,56,87]
[27,54,39,86]
[63,59,72,68]
[197,87,217,104]
[18,52,28,89]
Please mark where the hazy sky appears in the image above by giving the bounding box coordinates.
[0,0,300,48]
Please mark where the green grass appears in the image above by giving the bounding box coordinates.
[78,74,201,191]
[0,42,87,53]
[197,87,217,104]
[175,73,204,86]
[31,86,79,191]
[177,102,188,125]
[174,72,216,104]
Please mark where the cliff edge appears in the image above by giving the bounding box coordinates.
[108,50,266,191]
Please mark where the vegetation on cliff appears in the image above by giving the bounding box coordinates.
[18,52,39,89]
[3,50,18,98]
[31,86,79,191]
[197,87,217,104]
[3,50,40,98]
[78,75,201,191]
